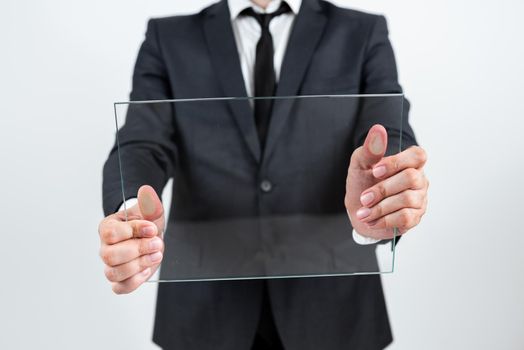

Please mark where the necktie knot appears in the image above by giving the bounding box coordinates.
[241,2,291,30]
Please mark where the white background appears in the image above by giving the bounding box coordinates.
[1,0,523,349]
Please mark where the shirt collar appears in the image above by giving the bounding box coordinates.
[228,0,302,19]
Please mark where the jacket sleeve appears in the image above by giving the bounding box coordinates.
[352,15,419,245]
[102,19,176,216]
[353,15,418,155]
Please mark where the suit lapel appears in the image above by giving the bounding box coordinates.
[203,1,261,162]
[264,0,327,160]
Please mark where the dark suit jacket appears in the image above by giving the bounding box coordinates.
[103,0,417,349]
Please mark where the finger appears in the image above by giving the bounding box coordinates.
[360,168,427,207]
[104,252,163,282]
[111,267,152,295]
[138,185,164,222]
[349,124,388,170]
[98,217,158,244]
[371,146,427,179]
[99,236,163,267]
[356,189,425,223]
[367,207,424,232]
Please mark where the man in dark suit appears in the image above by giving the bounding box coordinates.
[99,0,429,349]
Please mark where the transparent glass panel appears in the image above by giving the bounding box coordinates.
[111,94,404,282]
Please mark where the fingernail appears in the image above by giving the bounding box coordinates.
[356,207,371,220]
[372,165,387,178]
[141,267,151,276]
[141,225,156,236]
[149,251,162,263]
[360,192,375,206]
[370,134,385,155]
[149,237,162,251]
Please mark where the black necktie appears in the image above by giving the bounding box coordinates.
[241,2,291,150]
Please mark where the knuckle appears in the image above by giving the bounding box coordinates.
[98,221,106,238]
[417,192,426,208]
[129,221,141,236]
[404,191,421,208]
[374,203,383,218]
[376,184,387,199]
[100,247,115,266]
[405,193,416,208]
[413,146,427,165]
[140,255,153,269]
[421,198,428,214]
[139,238,152,255]
[122,222,134,238]
[399,210,412,227]
[99,246,106,260]
[104,266,119,282]
[415,174,426,189]
[99,224,116,244]
[391,157,400,172]
[404,168,420,186]
[383,215,391,229]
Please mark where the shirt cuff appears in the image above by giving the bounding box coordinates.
[118,198,138,212]
[352,229,381,245]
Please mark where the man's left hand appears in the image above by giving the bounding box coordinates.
[345,124,429,240]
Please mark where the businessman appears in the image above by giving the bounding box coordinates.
[99,0,429,349]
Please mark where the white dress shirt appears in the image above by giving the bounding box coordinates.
[120,0,380,245]
[228,0,301,97]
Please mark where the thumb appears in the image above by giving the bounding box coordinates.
[351,124,388,169]
[137,185,164,221]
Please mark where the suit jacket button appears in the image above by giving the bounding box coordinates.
[260,180,273,193]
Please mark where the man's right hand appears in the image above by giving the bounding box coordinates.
[98,185,165,294]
